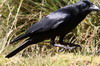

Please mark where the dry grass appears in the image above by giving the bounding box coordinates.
[0,53,100,66]
[0,0,100,66]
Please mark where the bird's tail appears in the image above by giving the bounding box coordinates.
[5,39,31,58]
[10,34,29,44]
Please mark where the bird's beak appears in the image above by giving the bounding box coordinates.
[89,4,100,11]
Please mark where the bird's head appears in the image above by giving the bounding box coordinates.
[76,0,100,12]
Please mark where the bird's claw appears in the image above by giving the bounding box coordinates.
[54,44,81,52]
[54,44,75,49]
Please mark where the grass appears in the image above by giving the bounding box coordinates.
[0,53,100,66]
[0,0,100,66]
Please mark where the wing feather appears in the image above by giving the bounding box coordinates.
[25,11,70,35]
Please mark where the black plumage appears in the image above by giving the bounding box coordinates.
[6,0,100,58]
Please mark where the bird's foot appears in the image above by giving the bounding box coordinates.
[53,43,81,52]
[54,44,75,49]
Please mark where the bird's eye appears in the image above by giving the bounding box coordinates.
[80,4,87,8]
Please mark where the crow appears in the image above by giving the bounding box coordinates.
[5,0,100,58]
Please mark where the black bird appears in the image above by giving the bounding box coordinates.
[6,0,100,58]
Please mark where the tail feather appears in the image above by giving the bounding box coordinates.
[6,39,31,58]
[10,34,28,44]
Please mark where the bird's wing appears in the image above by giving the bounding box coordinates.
[10,10,71,43]
[25,11,70,34]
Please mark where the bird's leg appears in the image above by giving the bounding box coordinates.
[58,35,76,50]
[50,36,81,51]
[59,34,65,44]
[50,36,69,51]
[50,36,74,49]
[57,35,81,51]
[50,37,56,46]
